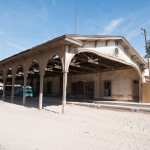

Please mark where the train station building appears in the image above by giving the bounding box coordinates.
[0,34,146,112]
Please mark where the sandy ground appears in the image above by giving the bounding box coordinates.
[0,99,150,150]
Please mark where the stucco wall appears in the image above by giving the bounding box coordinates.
[44,76,60,96]
[66,69,139,101]
[102,69,139,101]
[66,73,98,98]
[142,82,150,103]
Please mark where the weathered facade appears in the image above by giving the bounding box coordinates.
[0,34,146,112]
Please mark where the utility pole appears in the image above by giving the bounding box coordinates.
[141,28,150,81]
[141,28,148,51]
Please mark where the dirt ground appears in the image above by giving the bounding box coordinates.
[0,99,150,150]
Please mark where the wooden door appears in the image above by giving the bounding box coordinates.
[133,80,139,102]
[85,82,94,99]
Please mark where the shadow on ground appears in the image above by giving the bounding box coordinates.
[0,96,62,109]
[0,95,116,108]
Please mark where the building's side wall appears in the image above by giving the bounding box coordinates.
[142,82,150,103]
[67,73,100,99]
[66,69,139,101]
[102,69,139,101]
[43,76,60,97]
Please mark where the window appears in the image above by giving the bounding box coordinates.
[103,81,111,96]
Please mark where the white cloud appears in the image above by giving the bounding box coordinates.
[6,40,26,50]
[0,41,25,60]
[100,18,123,34]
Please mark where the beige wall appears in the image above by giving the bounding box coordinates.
[44,76,60,96]
[67,73,100,98]
[102,69,139,101]
[142,82,150,103]
[66,69,139,101]
[42,69,139,101]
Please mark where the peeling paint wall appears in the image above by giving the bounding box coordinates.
[102,69,139,101]
[65,69,139,101]
[44,76,60,96]
[142,82,150,103]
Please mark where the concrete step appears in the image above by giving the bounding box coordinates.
[67,101,150,113]
[94,101,150,108]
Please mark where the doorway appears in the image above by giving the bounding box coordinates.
[133,80,139,102]
[85,82,94,99]
[103,81,111,96]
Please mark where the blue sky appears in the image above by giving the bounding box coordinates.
[0,0,150,61]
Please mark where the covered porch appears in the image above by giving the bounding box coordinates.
[0,35,146,113]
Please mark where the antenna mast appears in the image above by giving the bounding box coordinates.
[74,5,77,34]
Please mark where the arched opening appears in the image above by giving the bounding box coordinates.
[15,65,24,85]
[5,67,12,97]
[44,55,63,100]
[28,60,40,97]
[10,56,63,108]
[67,52,140,102]
[0,70,3,96]
[13,65,24,100]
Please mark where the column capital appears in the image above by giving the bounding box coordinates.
[3,77,6,82]
[23,70,28,78]
[2,70,7,80]
[63,71,69,74]
[40,71,45,77]
[12,68,17,77]
[39,64,45,77]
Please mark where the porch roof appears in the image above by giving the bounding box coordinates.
[0,34,146,66]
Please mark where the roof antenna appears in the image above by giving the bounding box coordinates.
[74,5,77,34]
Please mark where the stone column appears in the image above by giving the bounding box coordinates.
[23,73,27,105]
[62,71,68,114]
[39,73,44,110]
[99,73,103,98]
[2,78,6,101]
[141,69,146,83]
[139,69,145,102]
[11,76,15,103]
[139,79,142,103]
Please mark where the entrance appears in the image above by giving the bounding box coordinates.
[85,82,94,99]
[133,80,139,101]
[103,81,111,96]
